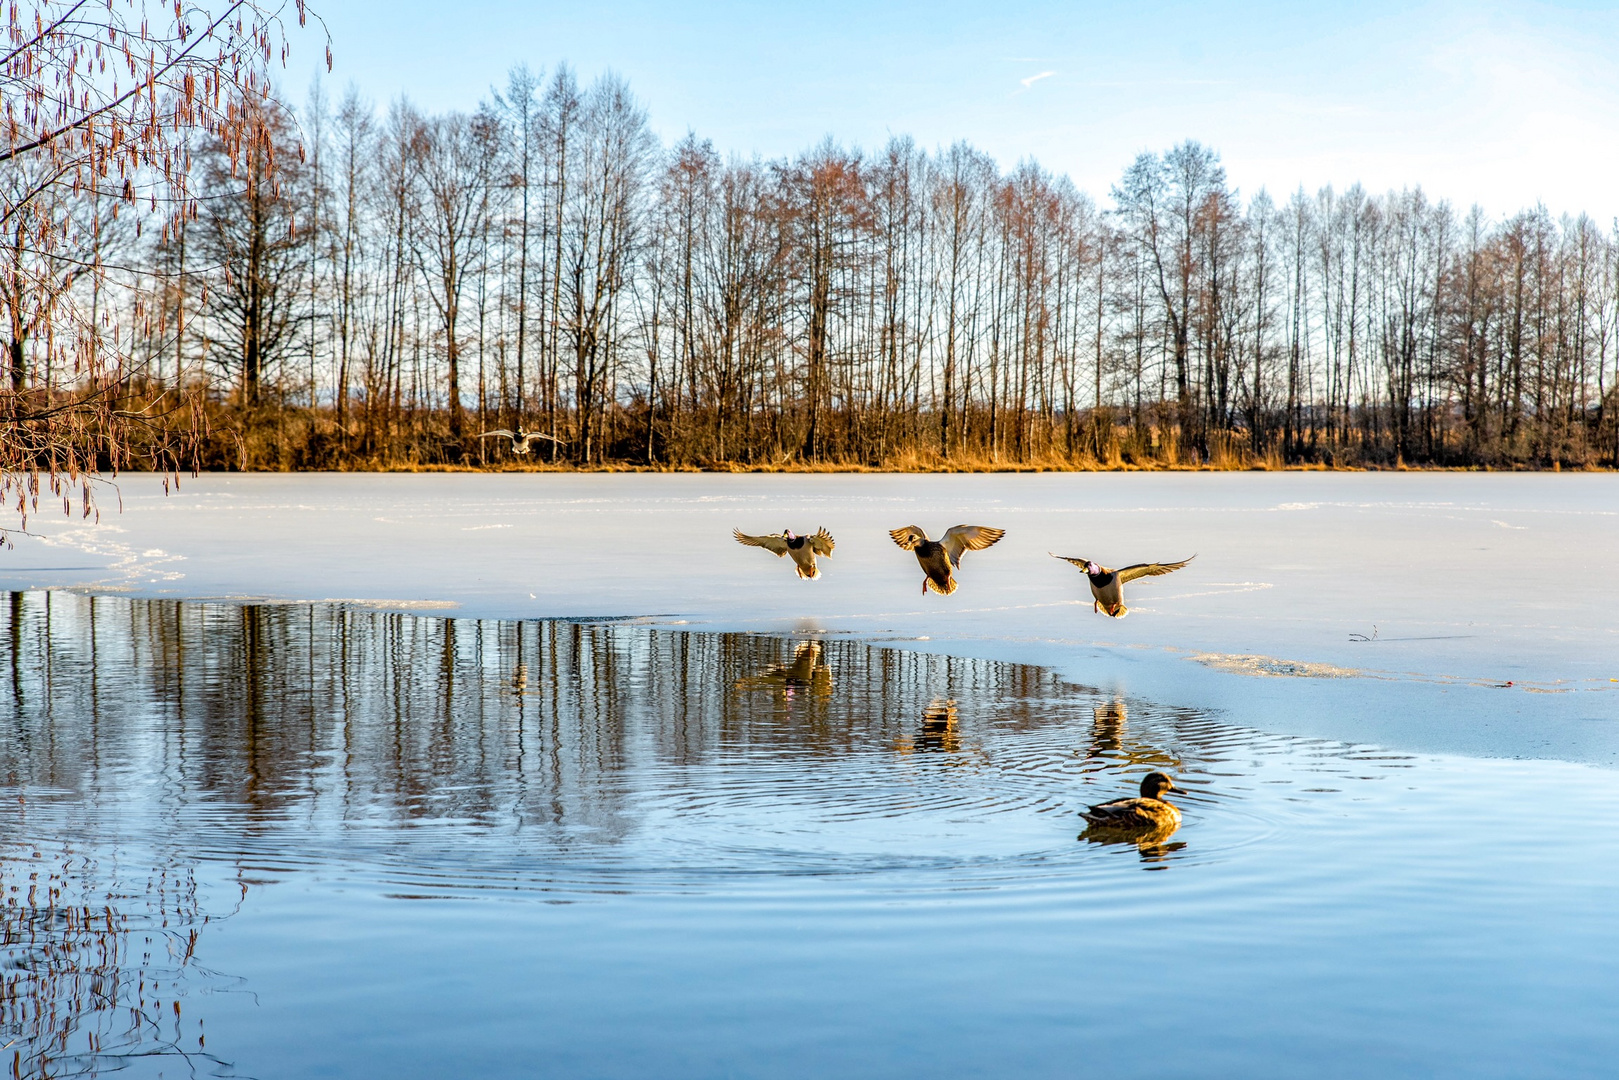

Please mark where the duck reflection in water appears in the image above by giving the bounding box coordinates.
[893,699,964,755]
[917,699,960,753]
[1079,771,1190,863]
[734,641,833,703]
[1089,701,1126,757]
[1084,700,1182,775]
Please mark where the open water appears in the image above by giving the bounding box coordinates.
[2,591,1616,1078]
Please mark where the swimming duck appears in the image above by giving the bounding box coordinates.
[1050,554,1194,617]
[734,528,836,579]
[889,525,1005,595]
[1080,771,1187,831]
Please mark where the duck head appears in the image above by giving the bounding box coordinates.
[1139,771,1187,799]
[1085,560,1103,575]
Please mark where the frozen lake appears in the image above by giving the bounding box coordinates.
[3,473,1617,1077]
[5,471,1617,762]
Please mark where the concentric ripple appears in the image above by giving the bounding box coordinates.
[5,592,1619,1080]
[0,592,1417,899]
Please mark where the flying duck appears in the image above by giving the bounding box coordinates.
[1050,554,1194,617]
[1080,771,1187,831]
[479,428,567,454]
[734,528,836,579]
[889,525,1005,595]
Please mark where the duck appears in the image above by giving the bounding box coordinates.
[1079,771,1187,831]
[734,528,836,579]
[479,427,567,454]
[1050,553,1194,617]
[889,525,1005,595]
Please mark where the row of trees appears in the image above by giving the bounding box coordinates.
[13,60,1619,469]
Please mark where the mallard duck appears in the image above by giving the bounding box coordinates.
[479,427,567,454]
[889,525,1005,595]
[1080,771,1187,830]
[734,528,836,579]
[1050,554,1194,617]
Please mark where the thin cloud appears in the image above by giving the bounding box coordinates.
[1020,71,1056,89]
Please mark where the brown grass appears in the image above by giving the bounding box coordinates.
[166,396,1618,475]
[238,456,1592,476]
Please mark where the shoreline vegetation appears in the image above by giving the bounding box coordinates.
[145,401,1613,475]
[75,386,1614,475]
[342,461,1613,473]
[167,390,1617,474]
[9,32,1619,509]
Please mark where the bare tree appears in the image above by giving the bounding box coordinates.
[194,102,309,410]
[413,110,492,454]
[1,0,326,536]
[558,74,652,462]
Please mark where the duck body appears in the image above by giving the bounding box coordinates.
[1080,794,1182,831]
[1080,771,1187,831]
[1085,567,1128,617]
[734,528,835,579]
[890,525,1005,595]
[1051,554,1195,618]
[912,538,956,595]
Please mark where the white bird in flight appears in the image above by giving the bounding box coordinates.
[479,428,566,454]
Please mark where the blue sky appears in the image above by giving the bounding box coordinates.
[285,0,1619,220]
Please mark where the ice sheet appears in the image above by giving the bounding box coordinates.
[6,471,1617,763]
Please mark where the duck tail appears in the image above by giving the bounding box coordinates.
[796,564,819,580]
[925,576,957,596]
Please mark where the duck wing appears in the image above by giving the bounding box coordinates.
[1116,556,1195,584]
[809,528,835,557]
[889,526,929,551]
[478,429,516,440]
[1080,797,1161,828]
[941,525,1005,566]
[734,529,790,557]
[1049,553,1100,572]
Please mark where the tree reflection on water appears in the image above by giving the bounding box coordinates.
[0,590,1250,1075]
[0,845,234,1078]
